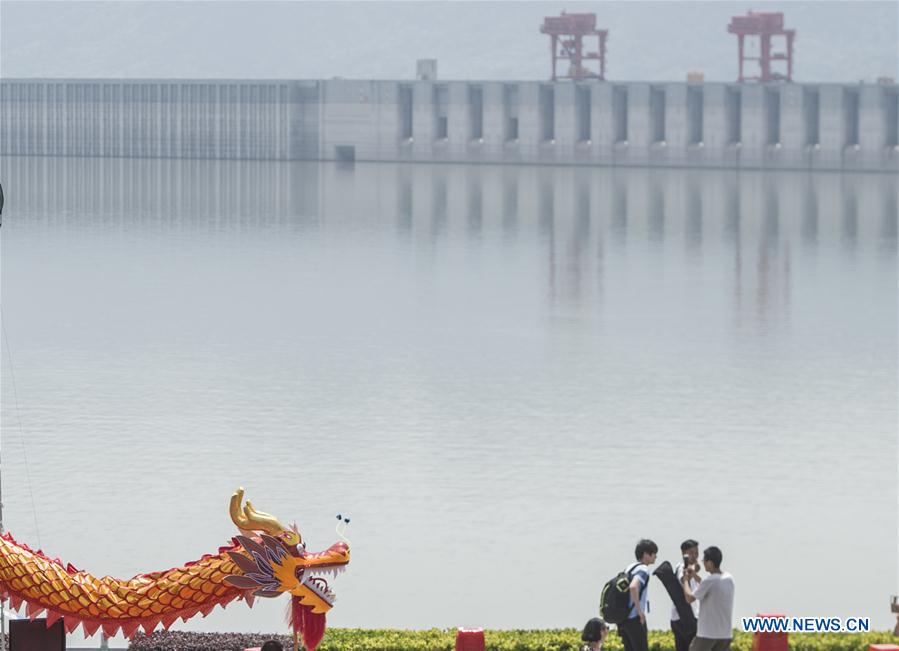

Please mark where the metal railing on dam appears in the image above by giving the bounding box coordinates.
[1,78,897,172]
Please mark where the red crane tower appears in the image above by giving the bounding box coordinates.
[727,11,796,82]
[540,12,608,81]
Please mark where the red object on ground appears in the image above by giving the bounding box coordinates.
[456,628,486,651]
[869,646,899,651]
[751,613,788,651]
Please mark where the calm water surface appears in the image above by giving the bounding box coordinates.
[0,157,896,640]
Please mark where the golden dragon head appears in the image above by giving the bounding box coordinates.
[223,488,350,616]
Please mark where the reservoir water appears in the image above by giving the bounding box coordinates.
[0,156,895,638]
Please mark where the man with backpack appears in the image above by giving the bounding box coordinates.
[618,539,658,651]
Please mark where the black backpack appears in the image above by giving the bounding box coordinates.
[599,563,641,625]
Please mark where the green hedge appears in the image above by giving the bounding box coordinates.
[316,630,896,651]
[130,629,897,651]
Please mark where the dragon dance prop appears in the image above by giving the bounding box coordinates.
[0,488,350,650]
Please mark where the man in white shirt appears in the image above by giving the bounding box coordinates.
[671,539,701,651]
[682,546,735,651]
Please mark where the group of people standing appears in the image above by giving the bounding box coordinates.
[582,539,735,651]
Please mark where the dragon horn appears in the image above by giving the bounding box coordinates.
[230,488,292,538]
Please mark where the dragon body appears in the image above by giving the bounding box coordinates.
[0,489,350,650]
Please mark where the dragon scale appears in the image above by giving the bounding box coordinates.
[0,489,350,650]
[0,533,246,637]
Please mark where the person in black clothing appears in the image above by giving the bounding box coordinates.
[581,617,609,651]
[671,539,701,651]
[261,641,284,651]
[619,539,658,651]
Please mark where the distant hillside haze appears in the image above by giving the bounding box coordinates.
[1,1,896,82]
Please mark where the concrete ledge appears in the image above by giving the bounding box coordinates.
[2,78,896,172]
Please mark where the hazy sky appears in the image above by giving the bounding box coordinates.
[1,1,896,82]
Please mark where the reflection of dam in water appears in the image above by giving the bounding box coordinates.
[3,156,895,327]
[3,156,894,243]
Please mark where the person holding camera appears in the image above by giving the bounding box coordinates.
[682,546,735,651]
[671,539,701,651]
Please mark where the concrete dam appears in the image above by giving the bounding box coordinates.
[1,78,897,172]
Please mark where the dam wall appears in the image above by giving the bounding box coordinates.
[1,78,897,172]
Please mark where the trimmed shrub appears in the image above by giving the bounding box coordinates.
[129,629,897,651]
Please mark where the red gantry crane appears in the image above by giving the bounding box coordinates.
[540,12,608,81]
[727,11,796,82]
